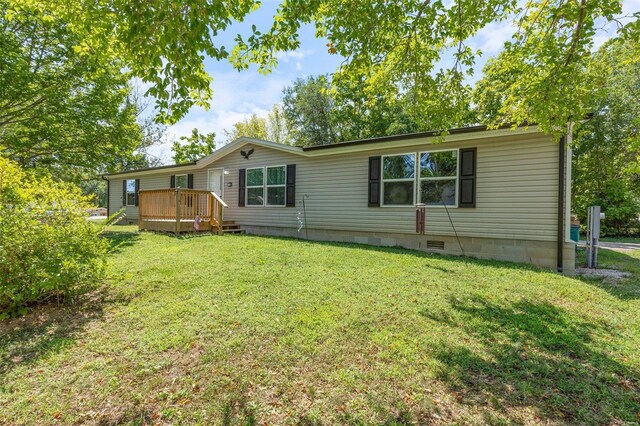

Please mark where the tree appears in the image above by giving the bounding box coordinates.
[235,0,633,138]
[10,0,259,123]
[223,106,293,145]
[8,0,635,131]
[282,76,339,146]
[266,105,292,145]
[0,3,142,181]
[330,78,428,141]
[470,1,633,137]
[281,75,447,146]
[77,88,166,208]
[0,157,107,317]
[223,114,268,143]
[571,38,640,235]
[172,129,216,163]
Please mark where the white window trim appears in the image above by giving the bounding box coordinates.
[245,165,288,207]
[175,173,188,188]
[245,167,265,207]
[380,153,417,207]
[265,165,287,207]
[379,149,461,208]
[207,168,225,198]
[418,148,459,208]
[125,179,136,206]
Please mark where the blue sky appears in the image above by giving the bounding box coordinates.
[151,0,639,162]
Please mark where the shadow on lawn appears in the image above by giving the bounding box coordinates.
[0,290,110,377]
[0,231,138,378]
[425,296,640,424]
[103,228,140,253]
[574,247,640,300]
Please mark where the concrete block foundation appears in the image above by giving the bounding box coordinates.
[241,225,576,274]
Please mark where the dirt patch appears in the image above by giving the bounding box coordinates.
[576,268,632,284]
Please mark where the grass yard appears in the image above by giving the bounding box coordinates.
[600,236,640,244]
[1,227,639,425]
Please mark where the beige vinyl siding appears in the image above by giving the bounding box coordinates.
[209,133,558,241]
[108,131,560,242]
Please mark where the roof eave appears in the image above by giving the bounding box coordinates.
[102,161,198,178]
[301,123,532,152]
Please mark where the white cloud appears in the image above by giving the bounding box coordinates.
[148,72,282,162]
[296,61,302,71]
[472,20,517,56]
[207,71,288,112]
[151,108,269,160]
[275,48,313,62]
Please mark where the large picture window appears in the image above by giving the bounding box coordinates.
[125,179,136,206]
[419,150,458,206]
[381,154,415,206]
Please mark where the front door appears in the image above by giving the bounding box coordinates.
[207,168,224,198]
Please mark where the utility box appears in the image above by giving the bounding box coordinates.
[585,206,603,268]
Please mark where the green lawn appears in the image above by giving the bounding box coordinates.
[1,227,639,425]
[600,236,640,244]
[576,245,640,299]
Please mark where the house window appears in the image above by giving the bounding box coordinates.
[382,154,415,206]
[419,150,458,206]
[266,166,286,206]
[125,179,136,206]
[246,167,265,206]
[175,174,188,188]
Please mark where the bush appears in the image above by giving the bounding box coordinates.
[0,158,108,318]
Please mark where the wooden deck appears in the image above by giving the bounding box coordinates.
[138,189,230,234]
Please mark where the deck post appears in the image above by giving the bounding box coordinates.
[208,193,214,228]
[138,192,144,231]
[174,189,181,235]
[218,201,224,235]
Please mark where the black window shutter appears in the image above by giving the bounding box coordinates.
[286,164,296,207]
[122,180,126,207]
[187,174,194,189]
[238,169,246,207]
[170,175,175,188]
[134,179,140,206]
[459,147,477,208]
[368,156,381,207]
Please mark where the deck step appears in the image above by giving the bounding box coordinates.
[222,224,241,229]
[222,228,244,234]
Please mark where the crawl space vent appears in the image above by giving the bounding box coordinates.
[426,240,445,250]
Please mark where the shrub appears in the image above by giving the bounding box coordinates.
[0,158,108,318]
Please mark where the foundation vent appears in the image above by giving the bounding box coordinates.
[426,240,445,250]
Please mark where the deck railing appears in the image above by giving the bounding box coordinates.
[138,189,228,234]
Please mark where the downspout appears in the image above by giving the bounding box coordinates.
[101,175,110,216]
[557,136,566,273]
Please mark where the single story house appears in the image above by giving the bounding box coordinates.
[104,124,577,273]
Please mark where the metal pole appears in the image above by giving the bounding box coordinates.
[586,205,602,268]
[586,207,592,268]
[592,206,601,268]
[302,195,309,241]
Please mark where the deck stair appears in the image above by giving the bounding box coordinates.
[221,220,244,234]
